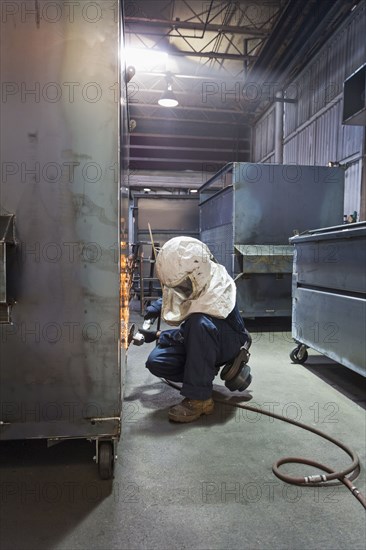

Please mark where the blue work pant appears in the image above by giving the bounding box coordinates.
[146,312,247,400]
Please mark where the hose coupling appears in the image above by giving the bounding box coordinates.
[304,474,327,483]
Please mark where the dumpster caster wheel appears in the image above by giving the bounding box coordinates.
[98,442,114,480]
[290,345,308,364]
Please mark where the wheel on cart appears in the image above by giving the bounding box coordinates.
[290,345,308,364]
[98,441,114,480]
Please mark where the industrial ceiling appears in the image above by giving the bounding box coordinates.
[124,0,359,173]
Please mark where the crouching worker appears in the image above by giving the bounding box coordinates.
[141,236,251,423]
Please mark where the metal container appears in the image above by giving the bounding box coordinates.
[200,163,344,317]
[0,1,127,479]
[290,222,366,376]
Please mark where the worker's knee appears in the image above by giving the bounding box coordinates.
[145,347,160,375]
[145,343,186,381]
[184,313,216,332]
[183,313,219,347]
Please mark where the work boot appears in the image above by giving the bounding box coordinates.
[168,397,214,423]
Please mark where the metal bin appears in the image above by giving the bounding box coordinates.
[199,163,344,317]
[0,0,128,479]
[290,222,366,377]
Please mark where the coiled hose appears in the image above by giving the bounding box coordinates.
[163,379,366,510]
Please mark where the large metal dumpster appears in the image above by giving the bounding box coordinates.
[290,222,366,377]
[0,1,128,479]
[199,163,344,317]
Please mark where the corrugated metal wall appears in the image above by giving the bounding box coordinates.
[254,107,275,162]
[253,0,366,218]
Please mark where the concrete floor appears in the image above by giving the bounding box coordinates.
[0,311,365,550]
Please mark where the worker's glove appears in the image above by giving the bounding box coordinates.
[144,298,162,321]
[138,329,159,344]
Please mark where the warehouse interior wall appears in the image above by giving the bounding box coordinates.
[253,0,366,221]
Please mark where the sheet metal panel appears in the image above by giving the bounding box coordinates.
[200,163,344,316]
[326,26,348,101]
[201,225,234,276]
[233,164,344,245]
[236,275,293,317]
[345,1,366,76]
[292,289,366,377]
[0,2,124,440]
[337,119,364,160]
[136,196,199,233]
[310,49,329,117]
[296,68,312,128]
[291,222,366,376]
[253,107,275,162]
[257,0,365,186]
[200,187,234,274]
[200,187,233,231]
[344,160,362,217]
[283,124,316,165]
[135,195,199,286]
[291,223,366,293]
[234,244,293,274]
[314,102,340,166]
[0,245,6,304]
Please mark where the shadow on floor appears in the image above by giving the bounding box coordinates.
[245,317,365,409]
[301,357,366,409]
[0,438,114,549]
[124,379,254,433]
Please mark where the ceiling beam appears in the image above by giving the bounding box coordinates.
[131,144,250,153]
[130,114,250,126]
[163,50,257,61]
[129,156,236,164]
[131,132,250,142]
[130,103,248,115]
[125,17,269,38]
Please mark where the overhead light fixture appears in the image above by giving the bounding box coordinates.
[143,188,151,193]
[158,74,179,108]
[189,189,198,193]
[126,48,168,71]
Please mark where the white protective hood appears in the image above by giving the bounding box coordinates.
[155,236,236,325]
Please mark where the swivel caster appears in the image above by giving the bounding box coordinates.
[290,344,308,364]
[98,441,115,480]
